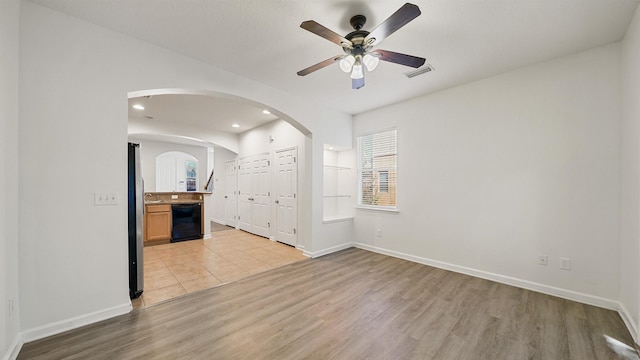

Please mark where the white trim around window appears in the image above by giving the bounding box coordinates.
[356,127,398,211]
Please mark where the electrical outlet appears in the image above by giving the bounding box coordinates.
[560,257,572,270]
[538,255,548,266]
[106,193,118,204]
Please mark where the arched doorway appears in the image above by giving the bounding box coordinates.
[127,89,311,307]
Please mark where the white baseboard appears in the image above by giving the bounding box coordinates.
[210,218,225,225]
[296,244,307,255]
[21,302,132,343]
[351,242,639,347]
[303,242,353,258]
[308,241,636,342]
[354,242,620,311]
[2,334,23,360]
[203,234,212,240]
[617,302,639,344]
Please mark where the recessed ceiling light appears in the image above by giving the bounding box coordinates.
[262,109,271,115]
[232,124,240,128]
[132,104,145,110]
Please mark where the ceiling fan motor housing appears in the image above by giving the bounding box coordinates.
[350,15,367,30]
[345,15,371,57]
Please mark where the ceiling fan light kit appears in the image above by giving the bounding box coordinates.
[350,62,364,79]
[297,3,426,89]
[363,54,380,71]
[339,55,356,73]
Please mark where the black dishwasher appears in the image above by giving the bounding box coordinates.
[171,203,202,242]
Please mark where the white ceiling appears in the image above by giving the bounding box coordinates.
[128,94,278,136]
[31,0,640,117]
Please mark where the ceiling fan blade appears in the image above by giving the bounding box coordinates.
[352,77,365,90]
[365,3,421,47]
[374,49,425,68]
[300,20,353,47]
[297,55,344,76]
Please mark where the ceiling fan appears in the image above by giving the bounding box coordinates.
[297,3,426,90]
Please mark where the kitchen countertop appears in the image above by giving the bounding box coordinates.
[144,200,203,205]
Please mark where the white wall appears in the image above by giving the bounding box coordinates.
[1,0,21,357]
[620,4,640,341]
[238,119,309,247]
[128,138,209,192]
[210,146,237,225]
[129,138,213,235]
[354,44,622,305]
[18,2,351,340]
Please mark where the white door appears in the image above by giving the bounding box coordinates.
[275,148,297,246]
[238,157,253,232]
[238,154,271,237]
[224,159,237,227]
[155,157,176,192]
[250,155,271,238]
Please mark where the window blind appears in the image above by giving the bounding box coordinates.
[357,128,397,208]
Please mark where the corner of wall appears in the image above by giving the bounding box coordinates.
[2,0,21,359]
[1,335,22,360]
[619,0,640,344]
[618,301,639,344]
[303,242,354,258]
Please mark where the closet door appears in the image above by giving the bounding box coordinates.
[224,159,237,227]
[237,157,253,232]
[238,153,271,238]
[250,154,271,238]
[275,148,297,246]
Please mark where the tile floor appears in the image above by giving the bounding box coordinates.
[132,229,308,308]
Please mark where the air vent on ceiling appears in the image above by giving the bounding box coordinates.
[404,64,434,79]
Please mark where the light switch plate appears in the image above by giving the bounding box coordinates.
[94,192,118,206]
[560,257,572,270]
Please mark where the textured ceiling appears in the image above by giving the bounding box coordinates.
[30,0,640,118]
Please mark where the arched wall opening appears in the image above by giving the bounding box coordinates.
[127,88,313,247]
[128,88,312,142]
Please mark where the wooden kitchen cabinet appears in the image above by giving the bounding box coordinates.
[144,204,171,244]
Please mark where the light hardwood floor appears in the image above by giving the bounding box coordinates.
[18,248,638,359]
[136,229,307,308]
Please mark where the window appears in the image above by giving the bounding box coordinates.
[379,171,389,193]
[357,128,397,209]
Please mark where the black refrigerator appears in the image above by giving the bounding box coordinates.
[127,142,144,299]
